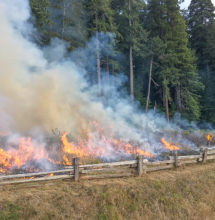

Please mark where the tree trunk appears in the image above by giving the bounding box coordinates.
[164,86,170,123]
[146,56,153,112]
[154,101,157,112]
[106,56,110,88]
[129,0,134,103]
[175,84,182,111]
[61,1,66,38]
[95,13,101,96]
[130,46,134,103]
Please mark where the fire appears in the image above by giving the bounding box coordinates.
[161,138,180,151]
[0,137,50,173]
[207,134,212,142]
[0,167,5,173]
[48,173,54,177]
[0,148,12,169]
[0,121,154,173]
[61,133,89,158]
[61,127,154,161]
[135,148,154,157]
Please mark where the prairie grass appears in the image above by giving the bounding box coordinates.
[1,163,215,219]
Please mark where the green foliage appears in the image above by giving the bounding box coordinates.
[29,0,214,123]
[114,0,147,53]
[30,0,50,43]
[84,0,117,35]
[146,0,203,120]
[48,0,87,49]
[188,0,215,122]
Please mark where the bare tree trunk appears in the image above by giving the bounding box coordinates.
[146,56,153,112]
[164,86,170,123]
[129,0,134,103]
[106,56,110,87]
[95,13,101,96]
[176,84,182,111]
[61,1,66,38]
[130,46,134,103]
[154,101,157,112]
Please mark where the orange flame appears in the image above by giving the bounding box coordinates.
[207,134,212,142]
[61,133,89,158]
[0,137,51,173]
[0,121,154,173]
[161,138,180,151]
[61,130,154,162]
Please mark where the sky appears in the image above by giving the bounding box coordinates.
[180,0,215,9]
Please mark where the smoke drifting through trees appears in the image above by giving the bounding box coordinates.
[30,0,215,124]
[0,0,202,167]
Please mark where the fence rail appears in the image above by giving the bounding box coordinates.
[0,146,215,185]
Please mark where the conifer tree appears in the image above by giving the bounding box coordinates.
[30,0,50,44]
[188,0,215,68]
[48,0,87,49]
[146,0,203,120]
[114,0,147,103]
[188,0,215,122]
[84,0,117,95]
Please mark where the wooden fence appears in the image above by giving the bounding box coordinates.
[1,146,215,185]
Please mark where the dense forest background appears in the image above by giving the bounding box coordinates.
[29,0,215,125]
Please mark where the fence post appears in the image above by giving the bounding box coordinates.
[137,155,143,176]
[202,148,208,163]
[174,151,179,168]
[143,159,147,174]
[73,157,80,181]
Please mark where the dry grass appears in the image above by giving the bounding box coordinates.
[1,163,215,220]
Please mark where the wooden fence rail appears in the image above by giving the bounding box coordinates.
[1,146,215,185]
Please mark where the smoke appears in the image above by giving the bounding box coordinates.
[0,0,106,137]
[0,0,202,167]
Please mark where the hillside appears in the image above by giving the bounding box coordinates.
[1,163,215,220]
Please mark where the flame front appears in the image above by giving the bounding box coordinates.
[161,138,180,151]
[0,122,154,173]
[0,137,50,173]
[61,130,154,162]
[61,133,89,158]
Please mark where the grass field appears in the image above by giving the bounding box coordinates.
[1,162,215,220]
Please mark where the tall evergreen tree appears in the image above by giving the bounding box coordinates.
[48,0,87,49]
[188,0,215,68]
[114,0,147,103]
[30,0,50,44]
[188,0,215,123]
[84,0,117,95]
[146,0,203,120]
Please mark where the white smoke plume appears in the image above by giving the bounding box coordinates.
[0,0,200,169]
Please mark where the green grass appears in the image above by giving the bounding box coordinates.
[0,203,20,220]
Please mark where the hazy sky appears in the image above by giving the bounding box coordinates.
[181,0,215,9]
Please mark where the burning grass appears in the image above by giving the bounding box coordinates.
[0,121,156,174]
[0,122,213,175]
[1,162,215,219]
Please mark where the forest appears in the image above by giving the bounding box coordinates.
[29,0,215,125]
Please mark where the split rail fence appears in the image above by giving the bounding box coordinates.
[1,146,215,185]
